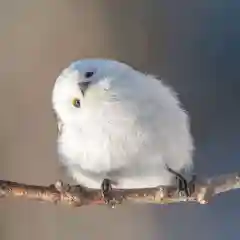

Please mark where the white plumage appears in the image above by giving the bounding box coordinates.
[52,59,194,189]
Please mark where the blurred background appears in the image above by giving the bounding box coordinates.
[0,1,240,239]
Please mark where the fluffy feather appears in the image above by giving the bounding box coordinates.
[52,59,194,189]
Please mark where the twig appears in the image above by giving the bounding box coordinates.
[0,172,239,207]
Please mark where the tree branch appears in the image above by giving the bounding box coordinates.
[0,171,239,208]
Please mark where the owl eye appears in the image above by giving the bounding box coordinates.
[72,98,81,108]
[84,71,94,78]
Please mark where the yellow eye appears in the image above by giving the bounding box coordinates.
[72,98,81,108]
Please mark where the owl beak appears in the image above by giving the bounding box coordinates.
[78,81,91,96]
